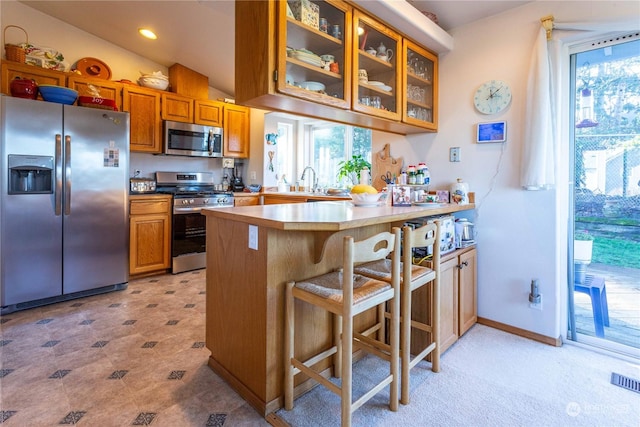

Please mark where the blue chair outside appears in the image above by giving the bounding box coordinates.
[574,274,610,338]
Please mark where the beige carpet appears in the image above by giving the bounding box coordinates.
[276,324,640,426]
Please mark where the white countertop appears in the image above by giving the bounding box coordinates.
[201,200,474,231]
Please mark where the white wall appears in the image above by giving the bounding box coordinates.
[371,1,640,340]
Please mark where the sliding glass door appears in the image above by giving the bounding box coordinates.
[568,36,640,355]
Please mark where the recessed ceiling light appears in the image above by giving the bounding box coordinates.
[138,28,157,40]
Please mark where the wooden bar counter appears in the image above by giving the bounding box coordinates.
[201,201,474,415]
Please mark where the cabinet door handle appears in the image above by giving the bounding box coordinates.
[457,261,468,269]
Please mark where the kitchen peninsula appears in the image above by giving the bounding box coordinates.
[201,200,474,415]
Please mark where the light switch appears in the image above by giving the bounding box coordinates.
[450,147,461,162]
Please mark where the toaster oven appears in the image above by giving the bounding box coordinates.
[404,215,456,256]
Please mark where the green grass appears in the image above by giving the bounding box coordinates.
[578,216,640,227]
[593,237,640,268]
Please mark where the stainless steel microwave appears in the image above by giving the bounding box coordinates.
[163,120,223,158]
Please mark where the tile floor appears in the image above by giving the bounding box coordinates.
[0,271,270,426]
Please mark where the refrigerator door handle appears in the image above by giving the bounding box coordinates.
[65,135,71,215]
[55,134,63,216]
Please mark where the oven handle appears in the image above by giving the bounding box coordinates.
[173,205,233,214]
[208,130,214,156]
[174,207,204,214]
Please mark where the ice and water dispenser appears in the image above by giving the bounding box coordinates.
[8,154,53,194]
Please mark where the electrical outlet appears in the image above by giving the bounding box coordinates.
[450,147,461,162]
[248,225,258,250]
[529,294,543,310]
[250,171,257,180]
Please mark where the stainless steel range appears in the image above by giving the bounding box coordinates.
[156,172,234,274]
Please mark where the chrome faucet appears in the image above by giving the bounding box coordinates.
[300,166,318,192]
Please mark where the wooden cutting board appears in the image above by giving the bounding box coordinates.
[372,144,403,191]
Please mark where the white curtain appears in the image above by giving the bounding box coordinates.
[520,18,640,191]
[521,27,556,190]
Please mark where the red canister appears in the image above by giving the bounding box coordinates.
[10,77,38,100]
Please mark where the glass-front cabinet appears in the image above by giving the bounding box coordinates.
[402,39,438,130]
[235,0,439,134]
[277,0,352,109]
[352,10,401,121]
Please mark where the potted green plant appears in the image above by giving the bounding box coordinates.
[574,231,594,283]
[337,155,371,186]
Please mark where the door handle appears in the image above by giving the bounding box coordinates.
[457,261,468,269]
[65,135,71,215]
[55,134,62,216]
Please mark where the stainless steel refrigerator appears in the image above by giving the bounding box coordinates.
[1,95,129,313]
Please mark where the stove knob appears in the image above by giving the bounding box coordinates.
[189,199,195,205]
[203,198,210,204]
[181,199,189,205]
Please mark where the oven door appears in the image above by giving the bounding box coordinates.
[172,208,207,273]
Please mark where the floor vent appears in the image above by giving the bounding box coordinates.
[611,372,640,394]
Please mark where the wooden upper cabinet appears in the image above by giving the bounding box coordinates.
[123,85,162,153]
[277,0,352,109]
[402,39,438,131]
[67,75,123,108]
[194,99,224,127]
[352,10,402,121]
[223,104,250,158]
[235,1,438,135]
[161,92,194,123]
[2,60,66,98]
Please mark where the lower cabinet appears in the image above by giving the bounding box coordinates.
[129,195,172,277]
[412,246,477,355]
[234,194,260,206]
[438,247,477,352]
[262,194,307,205]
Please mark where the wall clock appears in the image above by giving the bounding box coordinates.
[474,80,512,114]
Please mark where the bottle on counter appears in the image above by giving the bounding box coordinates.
[359,167,370,185]
[415,168,424,186]
[423,166,431,186]
[222,175,230,191]
[407,165,417,185]
[399,170,407,185]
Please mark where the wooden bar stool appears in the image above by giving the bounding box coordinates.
[354,221,440,405]
[284,228,401,427]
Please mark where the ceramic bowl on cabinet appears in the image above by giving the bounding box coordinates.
[138,76,170,90]
[38,85,78,105]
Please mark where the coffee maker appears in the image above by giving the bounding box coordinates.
[231,165,244,192]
